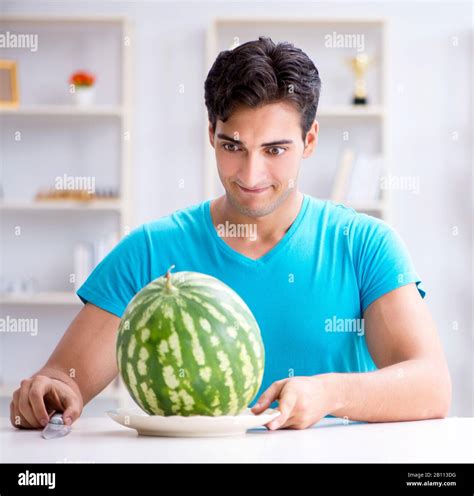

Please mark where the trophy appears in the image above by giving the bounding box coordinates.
[348,53,372,105]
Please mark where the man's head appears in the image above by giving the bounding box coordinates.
[204,36,321,218]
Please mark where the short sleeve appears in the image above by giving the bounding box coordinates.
[76,225,150,317]
[350,216,426,314]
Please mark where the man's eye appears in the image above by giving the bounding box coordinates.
[267,147,286,156]
[222,143,241,152]
[221,144,286,155]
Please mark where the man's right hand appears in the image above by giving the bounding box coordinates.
[9,302,121,430]
[10,375,83,429]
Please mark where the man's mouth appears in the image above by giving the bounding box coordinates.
[237,184,271,194]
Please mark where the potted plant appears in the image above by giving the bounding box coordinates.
[69,70,96,105]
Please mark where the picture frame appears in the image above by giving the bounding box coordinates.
[0,59,19,108]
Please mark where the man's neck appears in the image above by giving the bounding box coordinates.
[210,190,304,244]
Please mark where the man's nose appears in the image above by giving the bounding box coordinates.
[238,152,269,188]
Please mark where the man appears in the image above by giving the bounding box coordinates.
[10,36,451,431]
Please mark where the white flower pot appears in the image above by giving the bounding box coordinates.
[73,87,96,106]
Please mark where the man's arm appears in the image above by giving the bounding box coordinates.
[252,283,452,429]
[10,302,121,428]
[41,302,121,404]
[328,283,452,422]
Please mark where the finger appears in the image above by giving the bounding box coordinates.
[10,400,21,429]
[10,396,34,430]
[29,380,52,427]
[61,390,82,426]
[18,380,42,428]
[267,390,298,430]
[267,415,297,430]
[251,380,287,414]
[10,392,23,428]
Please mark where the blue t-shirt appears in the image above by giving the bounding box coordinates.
[77,194,426,408]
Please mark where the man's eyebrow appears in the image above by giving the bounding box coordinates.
[217,133,294,147]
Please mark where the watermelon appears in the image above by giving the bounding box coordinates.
[117,266,265,416]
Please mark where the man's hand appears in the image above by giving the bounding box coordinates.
[251,375,337,430]
[9,303,121,431]
[10,375,83,429]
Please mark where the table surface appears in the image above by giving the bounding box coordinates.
[1,416,473,463]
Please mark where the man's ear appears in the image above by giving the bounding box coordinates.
[302,120,319,159]
[208,122,215,148]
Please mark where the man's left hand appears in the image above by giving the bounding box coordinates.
[250,375,338,430]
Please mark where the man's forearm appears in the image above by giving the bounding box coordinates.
[30,304,121,405]
[323,359,452,422]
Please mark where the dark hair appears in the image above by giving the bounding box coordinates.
[204,36,321,142]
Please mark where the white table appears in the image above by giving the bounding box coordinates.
[1,416,472,463]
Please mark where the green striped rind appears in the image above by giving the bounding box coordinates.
[117,271,265,416]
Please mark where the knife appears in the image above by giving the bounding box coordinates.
[41,411,72,439]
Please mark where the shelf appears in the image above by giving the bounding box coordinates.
[213,17,387,25]
[0,15,129,24]
[347,203,386,212]
[0,292,82,305]
[317,106,385,118]
[0,105,125,117]
[0,200,122,211]
[0,382,122,399]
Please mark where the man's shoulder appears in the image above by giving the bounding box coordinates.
[305,195,395,247]
[306,195,381,228]
[140,200,208,236]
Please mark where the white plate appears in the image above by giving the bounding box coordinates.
[106,407,281,437]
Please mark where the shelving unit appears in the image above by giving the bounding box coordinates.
[204,17,390,222]
[0,200,123,211]
[0,291,81,305]
[0,105,125,117]
[0,15,134,409]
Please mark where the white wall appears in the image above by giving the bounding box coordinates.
[2,0,472,416]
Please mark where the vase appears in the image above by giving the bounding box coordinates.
[73,86,96,106]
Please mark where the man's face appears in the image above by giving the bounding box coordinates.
[209,101,318,218]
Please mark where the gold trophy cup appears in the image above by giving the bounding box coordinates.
[348,53,372,105]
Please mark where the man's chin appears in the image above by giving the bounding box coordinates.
[226,187,286,218]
